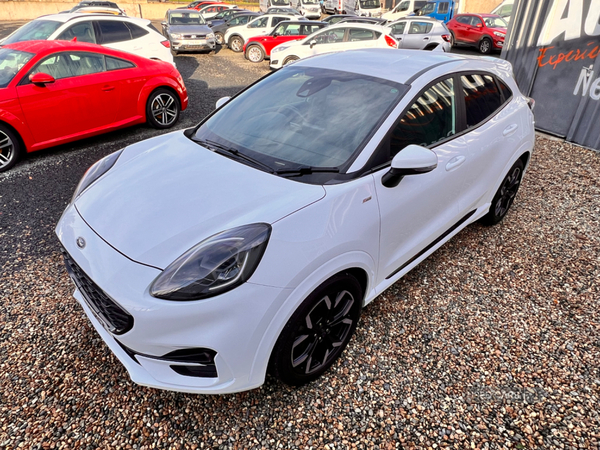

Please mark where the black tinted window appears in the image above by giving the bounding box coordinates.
[391,78,456,156]
[461,74,503,127]
[99,21,131,44]
[106,56,135,70]
[438,2,449,13]
[127,23,149,39]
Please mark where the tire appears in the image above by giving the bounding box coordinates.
[449,31,455,47]
[480,158,524,226]
[283,55,299,66]
[245,44,265,63]
[479,37,492,54]
[215,31,224,45]
[146,88,181,129]
[0,124,22,173]
[269,273,363,386]
[228,35,243,53]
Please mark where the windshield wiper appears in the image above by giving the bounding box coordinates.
[275,166,340,176]
[193,138,275,174]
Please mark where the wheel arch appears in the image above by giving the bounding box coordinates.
[247,252,375,387]
[138,80,182,119]
[0,119,27,154]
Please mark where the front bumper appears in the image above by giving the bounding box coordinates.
[56,204,291,394]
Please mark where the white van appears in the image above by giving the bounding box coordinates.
[491,0,513,21]
[323,0,381,16]
[382,0,426,21]
[259,0,292,13]
[290,0,321,18]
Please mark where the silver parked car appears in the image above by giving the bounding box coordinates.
[162,9,215,54]
[388,17,451,51]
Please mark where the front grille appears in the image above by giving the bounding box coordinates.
[61,248,133,335]
[182,34,206,39]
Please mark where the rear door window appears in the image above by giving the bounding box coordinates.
[248,17,268,28]
[98,20,132,44]
[461,74,504,128]
[408,21,433,34]
[57,21,97,43]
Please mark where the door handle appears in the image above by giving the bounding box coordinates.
[102,85,115,92]
[445,155,466,171]
[423,36,430,40]
[503,124,518,137]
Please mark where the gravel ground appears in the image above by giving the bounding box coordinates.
[1,21,600,450]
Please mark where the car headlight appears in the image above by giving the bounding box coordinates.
[271,45,289,53]
[150,223,271,301]
[494,31,505,37]
[171,33,182,39]
[207,32,215,39]
[71,149,123,203]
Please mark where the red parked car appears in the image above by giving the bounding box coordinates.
[446,14,507,54]
[0,40,187,172]
[243,21,327,63]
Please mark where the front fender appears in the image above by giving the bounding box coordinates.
[0,104,35,152]
[136,77,187,119]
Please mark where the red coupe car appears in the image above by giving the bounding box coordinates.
[243,21,327,63]
[0,40,188,172]
[446,14,507,54]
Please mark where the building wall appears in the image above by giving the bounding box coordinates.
[459,0,502,13]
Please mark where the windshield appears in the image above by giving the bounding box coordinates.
[302,0,319,4]
[2,20,62,45]
[359,0,380,9]
[484,16,507,28]
[169,12,205,25]
[193,67,407,174]
[418,2,435,14]
[272,0,291,5]
[0,48,33,88]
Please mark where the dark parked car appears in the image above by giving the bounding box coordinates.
[211,12,261,45]
[207,8,250,27]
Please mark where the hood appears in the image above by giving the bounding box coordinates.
[488,26,507,35]
[168,24,213,35]
[75,131,326,269]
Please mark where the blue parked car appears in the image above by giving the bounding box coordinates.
[411,0,456,22]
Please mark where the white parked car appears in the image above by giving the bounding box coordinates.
[269,23,398,69]
[0,14,174,65]
[224,13,303,52]
[382,0,427,21]
[57,49,535,394]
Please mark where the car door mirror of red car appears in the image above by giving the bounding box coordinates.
[29,73,56,87]
[382,144,438,188]
[215,96,231,109]
[476,23,483,28]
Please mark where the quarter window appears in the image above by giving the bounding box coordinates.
[390,78,456,156]
[461,74,503,128]
[106,56,135,70]
[127,23,149,39]
[98,21,131,44]
[271,16,288,27]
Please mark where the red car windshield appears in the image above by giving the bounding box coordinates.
[0,48,34,88]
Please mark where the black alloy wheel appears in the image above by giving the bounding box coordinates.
[270,273,363,386]
[0,124,21,173]
[481,158,524,226]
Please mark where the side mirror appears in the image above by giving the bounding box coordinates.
[309,39,317,48]
[215,96,231,109]
[476,23,483,28]
[29,72,56,87]
[161,21,167,26]
[382,145,437,188]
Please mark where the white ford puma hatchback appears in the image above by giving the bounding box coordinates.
[56,50,535,394]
